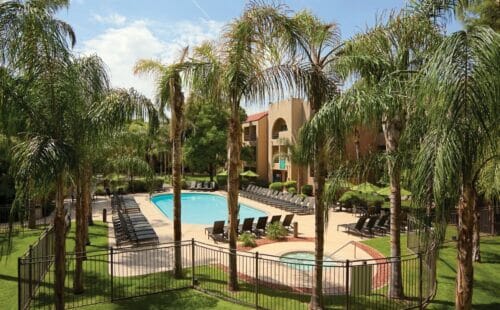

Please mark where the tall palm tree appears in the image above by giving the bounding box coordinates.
[187,2,302,290]
[329,12,440,298]
[134,48,189,278]
[1,1,76,308]
[413,26,499,310]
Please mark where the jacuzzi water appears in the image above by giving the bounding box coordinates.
[151,192,267,225]
[280,251,337,270]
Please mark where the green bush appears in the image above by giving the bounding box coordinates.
[287,187,297,194]
[283,180,297,190]
[238,232,257,247]
[216,175,227,188]
[126,179,149,193]
[269,182,284,191]
[301,184,313,196]
[94,186,106,196]
[267,222,288,240]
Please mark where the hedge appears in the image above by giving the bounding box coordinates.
[301,184,313,196]
[283,180,297,190]
[269,182,284,191]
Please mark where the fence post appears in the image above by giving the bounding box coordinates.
[191,238,196,287]
[18,257,22,310]
[28,245,33,300]
[419,253,423,309]
[110,247,114,302]
[255,252,259,309]
[345,259,350,310]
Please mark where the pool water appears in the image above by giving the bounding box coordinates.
[280,252,337,270]
[151,193,267,225]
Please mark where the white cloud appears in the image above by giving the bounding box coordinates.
[80,19,223,100]
[92,13,127,26]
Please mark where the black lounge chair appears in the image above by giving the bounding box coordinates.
[281,214,294,230]
[224,219,240,234]
[253,216,268,236]
[269,215,282,224]
[206,221,227,242]
[238,218,254,234]
[337,216,368,234]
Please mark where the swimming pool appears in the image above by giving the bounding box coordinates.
[151,193,267,225]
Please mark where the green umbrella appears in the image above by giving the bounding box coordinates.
[351,182,380,194]
[376,186,412,197]
[240,170,259,177]
[216,170,228,176]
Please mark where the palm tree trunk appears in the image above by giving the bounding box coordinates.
[456,182,475,310]
[54,173,66,310]
[172,77,184,278]
[472,194,481,262]
[310,147,326,310]
[383,118,404,298]
[227,101,241,291]
[83,168,91,246]
[74,173,84,294]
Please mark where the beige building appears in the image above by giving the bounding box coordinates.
[242,98,384,187]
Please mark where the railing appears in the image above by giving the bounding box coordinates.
[327,240,359,259]
[19,239,437,310]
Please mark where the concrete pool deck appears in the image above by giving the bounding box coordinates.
[107,191,375,262]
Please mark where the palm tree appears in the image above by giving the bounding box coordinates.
[134,48,189,278]
[186,2,303,290]
[329,12,440,298]
[413,26,499,310]
[1,1,76,308]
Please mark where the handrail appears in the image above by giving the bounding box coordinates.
[328,240,358,258]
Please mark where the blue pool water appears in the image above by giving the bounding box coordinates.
[280,252,337,270]
[151,193,267,225]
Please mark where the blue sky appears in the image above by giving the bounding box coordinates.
[59,0,461,114]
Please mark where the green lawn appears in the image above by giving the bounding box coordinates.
[0,228,47,310]
[362,228,500,310]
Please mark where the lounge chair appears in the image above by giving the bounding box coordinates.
[252,216,268,236]
[269,215,282,224]
[238,217,254,234]
[281,214,294,230]
[206,220,227,242]
[374,214,389,235]
[224,219,240,235]
[337,216,368,234]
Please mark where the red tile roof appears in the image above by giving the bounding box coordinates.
[245,111,268,123]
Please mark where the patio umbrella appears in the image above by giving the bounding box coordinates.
[376,186,412,197]
[240,170,259,177]
[216,170,228,176]
[351,182,380,194]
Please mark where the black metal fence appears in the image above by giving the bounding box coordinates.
[0,205,52,234]
[19,239,437,310]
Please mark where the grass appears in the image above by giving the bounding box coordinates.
[362,227,500,309]
[0,228,48,310]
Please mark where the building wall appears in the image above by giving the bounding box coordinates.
[242,115,268,182]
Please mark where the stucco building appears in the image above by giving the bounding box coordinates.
[242,98,385,188]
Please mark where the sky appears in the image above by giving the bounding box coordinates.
[59,0,461,115]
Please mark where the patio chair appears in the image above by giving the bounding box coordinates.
[224,219,240,234]
[337,216,368,233]
[206,221,227,242]
[238,217,254,234]
[252,216,268,236]
[269,215,282,224]
[373,214,390,235]
[281,214,294,230]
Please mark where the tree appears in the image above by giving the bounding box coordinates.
[1,1,76,308]
[413,27,499,310]
[183,95,228,181]
[331,12,440,298]
[134,48,189,278]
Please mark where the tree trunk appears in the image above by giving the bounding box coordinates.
[382,117,404,299]
[28,199,36,229]
[309,146,326,310]
[456,183,475,310]
[83,168,91,246]
[227,100,241,291]
[209,162,214,182]
[74,173,84,294]
[472,195,481,262]
[171,76,184,278]
[54,174,66,310]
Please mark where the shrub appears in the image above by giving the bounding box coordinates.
[301,184,313,196]
[283,180,297,190]
[238,232,257,247]
[254,179,269,188]
[216,175,227,188]
[287,187,297,194]
[94,186,106,196]
[269,182,284,191]
[127,179,149,193]
[267,222,288,240]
